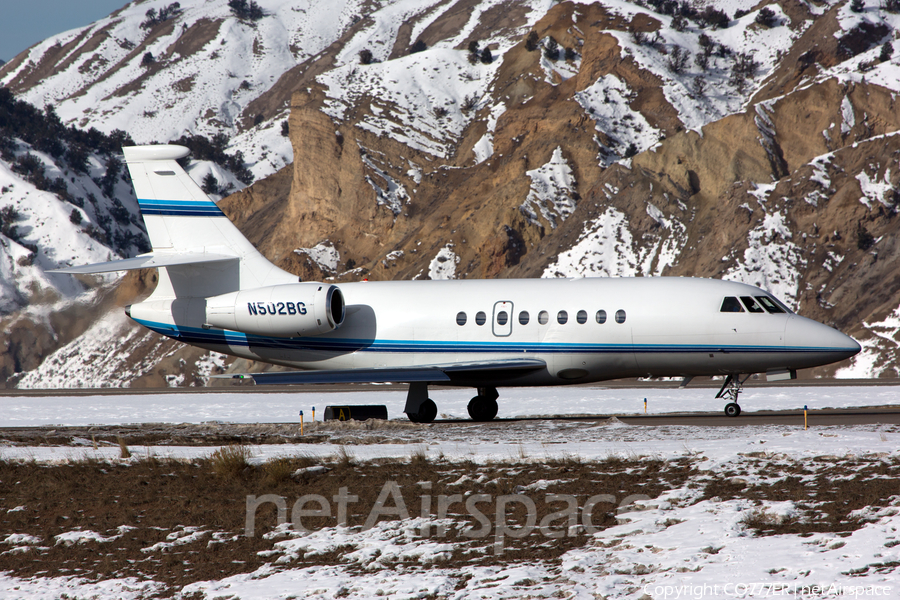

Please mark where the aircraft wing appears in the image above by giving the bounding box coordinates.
[218,358,547,385]
[48,253,238,274]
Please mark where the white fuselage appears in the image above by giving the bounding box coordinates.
[129,276,859,387]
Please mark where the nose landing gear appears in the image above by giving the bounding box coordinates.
[467,386,499,421]
[717,374,749,417]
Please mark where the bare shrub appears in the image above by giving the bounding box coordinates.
[544,36,559,61]
[755,7,777,28]
[691,75,707,98]
[729,52,759,93]
[667,45,690,73]
[837,22,890,59]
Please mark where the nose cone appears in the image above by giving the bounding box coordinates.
[784,316,861,367]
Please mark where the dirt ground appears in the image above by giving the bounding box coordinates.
[1,446,898,597]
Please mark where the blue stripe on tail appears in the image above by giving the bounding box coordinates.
[138,198,225,217]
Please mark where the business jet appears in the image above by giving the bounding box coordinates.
[53,145,860,423]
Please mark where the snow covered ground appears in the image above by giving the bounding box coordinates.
[2,383,899,464]
[1,385,899,599]
[3,384,900,428]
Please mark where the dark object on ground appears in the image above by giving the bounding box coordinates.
[324,405,388,421]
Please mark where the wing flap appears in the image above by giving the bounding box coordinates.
[49,253,239,274]
[218,358,547,385]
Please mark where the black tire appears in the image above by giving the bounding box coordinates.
[483,397,498,420]
[468,396,483,420]
[468,396,499,421]
[724,402,741,417]
[409,399,437,424]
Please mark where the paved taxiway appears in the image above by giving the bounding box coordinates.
[1,378,897,430]
[436,406,900,426]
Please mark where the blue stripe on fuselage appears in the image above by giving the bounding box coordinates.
[130,318,847,355]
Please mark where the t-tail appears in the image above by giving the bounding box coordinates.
[52,145,345,340]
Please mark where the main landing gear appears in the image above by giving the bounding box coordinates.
[405,382,438,424]
[716,374,749,417]
[408,399,437,423]
[405,384,500,423]
[468,387,499,422]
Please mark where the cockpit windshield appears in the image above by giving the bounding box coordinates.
[741,296,765,313]
[768,295,793,314]
[755,296,785,314]
[720,294,793,314]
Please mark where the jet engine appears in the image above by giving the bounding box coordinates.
[205,283,344,337]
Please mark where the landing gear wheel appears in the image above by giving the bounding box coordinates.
[717,375,748,418]
[408,399,437,424]
[467,396,499,421]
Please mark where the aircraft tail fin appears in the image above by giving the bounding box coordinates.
[54,145,296,299]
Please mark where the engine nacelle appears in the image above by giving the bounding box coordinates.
[205,283,344,337]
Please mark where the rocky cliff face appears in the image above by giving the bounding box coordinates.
[5,0,900,386]
[222,0,900,378]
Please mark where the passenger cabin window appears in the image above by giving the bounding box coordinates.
[755,296,785,314]
[576,310,588,324]
[720,297,744,312]
[497,311,509,326]
[476,311,487,326]
[519,311,530,325]
[615,309,626,324]
[557,310,568,324]
[741,296,765,313]
[456,311,467,326]
[538,311,549,325]
[596,310,607,324]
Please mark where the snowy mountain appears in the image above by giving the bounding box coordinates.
[2,0,900,387]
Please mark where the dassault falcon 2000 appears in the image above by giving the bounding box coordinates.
[54,145,860,423]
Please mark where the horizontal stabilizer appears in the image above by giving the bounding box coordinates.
[218,358,547,385]
[49,253,239,274]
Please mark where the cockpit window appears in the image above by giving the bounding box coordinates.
[740,296,765,313]
[720,297,744,313]
[755,296,785,314]
[770,295,793,314]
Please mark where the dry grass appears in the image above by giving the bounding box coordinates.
[1,452,897,594]
[740,508,786,531]
[207,444,251,479]
[708,457,900,536]
[0,454,697,590]
[117,436,131,459]
[262,457,296,486]
[410,445,429,467]
[334,444,355,468]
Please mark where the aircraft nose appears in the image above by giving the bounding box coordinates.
[785,316,861,362]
